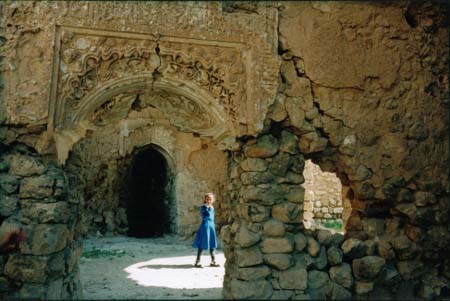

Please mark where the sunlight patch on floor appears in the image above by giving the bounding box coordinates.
[124,253,225,289]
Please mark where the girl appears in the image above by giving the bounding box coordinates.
[192,192,219,267]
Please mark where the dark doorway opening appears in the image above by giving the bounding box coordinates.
[127,146,170,237]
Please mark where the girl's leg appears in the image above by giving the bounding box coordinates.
[195,248,203,267]
[210,249,219,266]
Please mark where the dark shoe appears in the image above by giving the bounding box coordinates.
[194,262,202,268]
[210,262,220,267]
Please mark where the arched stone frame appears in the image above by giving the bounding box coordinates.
[52,74,234,165]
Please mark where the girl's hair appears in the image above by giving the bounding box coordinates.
[204,192,215,203]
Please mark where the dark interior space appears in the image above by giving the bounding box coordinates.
[127,146,170,237]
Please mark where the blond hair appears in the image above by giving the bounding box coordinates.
[204,192,215,203]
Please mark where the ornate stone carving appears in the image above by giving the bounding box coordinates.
[49,2,279,137]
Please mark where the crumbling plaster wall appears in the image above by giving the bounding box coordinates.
[221,1,449,300]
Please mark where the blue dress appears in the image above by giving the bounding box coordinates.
[192,205,218,250]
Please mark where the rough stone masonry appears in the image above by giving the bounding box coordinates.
[0,1,448,300]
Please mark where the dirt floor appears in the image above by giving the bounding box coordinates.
[79,235,226,300]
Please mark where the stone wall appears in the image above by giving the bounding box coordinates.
[0,145,82,299]
[303,160,343,226]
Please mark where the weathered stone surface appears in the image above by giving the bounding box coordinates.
[244,135,279,158]
[286,186,305,203]
[21,202,71,224]
[377,236,396,260]
[307,237,320,257]
[241,185,285,205]
[352,256,386,280]
[5,254,49,283]
[234,266,271,281]
[271,290,294,300]
[330,233,345,247]
[236,246,264,268]
[299,132,328,154]
[314,246,327,270]
[0,194,18,216]
[237,203,271,223]
[272,203,303,223]
[341,238,367,259]
[414,191,437,207]
[230,278,273,300]
[263,219,285,237]
[396,260,424,280]
[327,282,352,300]
[264,253,293,270]
[7,154,46,176]
[329,263,353,289]
[270,153,291,176]
[0,174,19,194]
[295,253,315,270]
[278,266,308,290]
[327,246,343,266]
[241,158,268,172]
[241,172,275,186]
[285,97,305,129]
[316,230,333,246]
[21,224,70,255]
[280,130,298,154]
[283,171,305,185]
[20,175,54,199]
[236,224,261,248]
[294,233,307,252]
[261,237,294,254]
[355,281,374,295]
[307,270,329,299]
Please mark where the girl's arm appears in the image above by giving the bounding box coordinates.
[200,205,211,219]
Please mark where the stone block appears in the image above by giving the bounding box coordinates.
[18,282,47,299]
[5,254,49,283]
[241,171,275,186]
[362,218,385,238]
[327,281,352,300]
[261,237,294,253]
[234,266,271,281]
[396,260,424,280]
[230,278,273,300]
[241,158,268,172]
[317,229,333,246]
[414,191,437,207]
[237,203,270,223]
[20,175,54,199]
[307,237,320,257]
[263,253,293,270]
[341,238,367,259]
[244,135,279,158]
[286,186,305,203]
[294,233,307,252]
[7,154,46,176]
[314,246,327,270]
[327,246,343,266]
[354,281,374,295]
[307,270,329,299]
[283,171,305,185]
[295,253,315,269]
[263,219,285,237]
[21,202,71,224]
[280,130,298,154]
[0,174,19,194]
[236,224,261,248]
[271,290,294,300]
[236,246,264,267]
[299,132,328,154]
[329,263,353,289]
[21,224,70,255]
[241,185,285,206]
[278,266,308,290]
[272,203,303,223]
[269,153,291,176]
[352,256,386,280]
[0,194,18,216]
[285,97,306,129]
